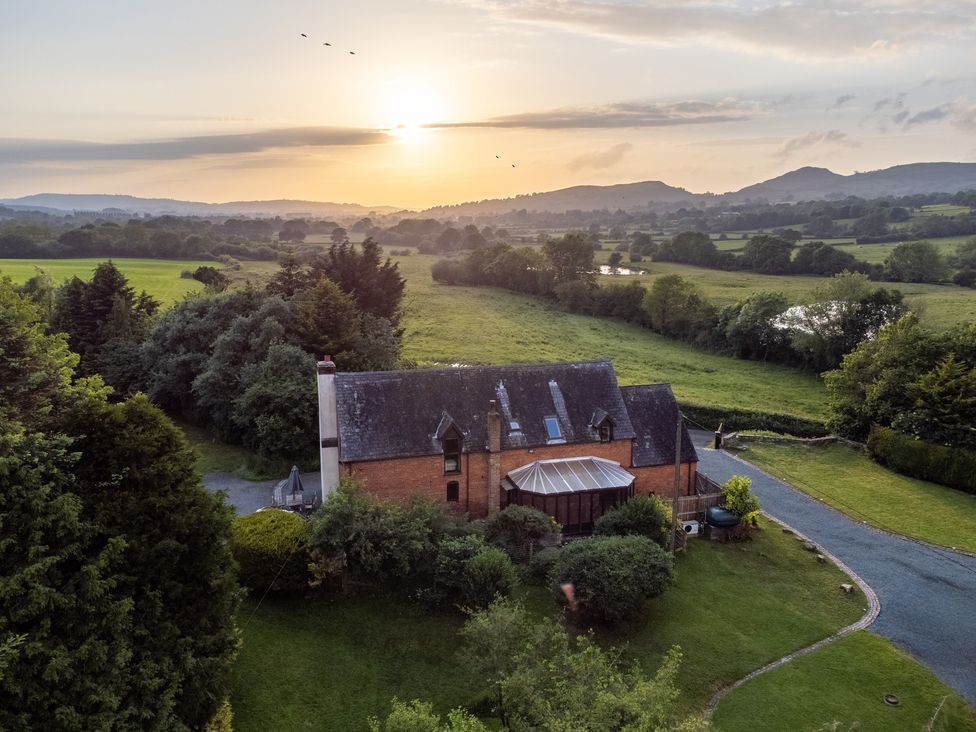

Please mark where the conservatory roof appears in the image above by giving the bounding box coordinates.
[505,456,635,496]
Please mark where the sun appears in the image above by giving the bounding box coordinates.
[382,77,444,143]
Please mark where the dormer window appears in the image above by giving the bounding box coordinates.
[443,429,462,474]
[543,416,563,443]
[598,422,613,442]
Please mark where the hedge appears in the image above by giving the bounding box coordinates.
[680,402,828,438]
[230,510,310,593]
[867,426,976,495]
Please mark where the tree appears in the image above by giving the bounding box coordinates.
[310,239,405,322]
[482,505,560,561]
[720,291,791,362]
[893,354,976,448]
[548,535,673,625]
[292,277,362,363]
[655,231,720,267]
[368,699,488,732]
[721,476,761,524]
[330,226,349,244]
[741,235,793,274]
[543,233,596,286]
[642,275,716,342]
[608,251,623,268]
[884,240,946,283]
[459,601,708,731]
[266,252,310,298]
[852,209,889,237]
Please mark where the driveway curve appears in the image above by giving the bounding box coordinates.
[697,446,976,705]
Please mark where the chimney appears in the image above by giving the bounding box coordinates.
[316,355,339,503]
[486,400,501,515]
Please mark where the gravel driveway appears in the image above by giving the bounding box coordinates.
[696,444,976,705]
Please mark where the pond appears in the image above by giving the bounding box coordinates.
[598,265,645,276]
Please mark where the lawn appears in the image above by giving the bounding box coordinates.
[0,257,205,304]
[394,255,828,421]
[833,234,973,266]
[738,441,976,554]
[230,520,867,730]
[176,419,287,481]
[714,631,976,732]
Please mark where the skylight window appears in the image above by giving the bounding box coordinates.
[543,416,563,441]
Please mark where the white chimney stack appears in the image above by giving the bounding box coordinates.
[316,356,340,503]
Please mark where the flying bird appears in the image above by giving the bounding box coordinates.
[511,164,516,168]
[323,42,332,46]
[495,155,500,159]
[349,51,356,55]
[300,33,308,38]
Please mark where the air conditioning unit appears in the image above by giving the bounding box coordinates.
[682,520,701,536]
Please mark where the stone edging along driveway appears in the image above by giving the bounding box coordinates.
[704,510,881,715]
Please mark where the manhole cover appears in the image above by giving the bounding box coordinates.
[883,693,900,706]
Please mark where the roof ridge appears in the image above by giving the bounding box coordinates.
[336,359,615,379]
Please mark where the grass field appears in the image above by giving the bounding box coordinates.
[714,631,976,732]
[394,255,828,420]
[737,440,976,553]
[833,234,973,265]
[229,520,867,730]
[594,257,976,330]
[0,257,205,304]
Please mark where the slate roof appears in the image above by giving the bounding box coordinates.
[620,384,698,467]
[506,457,635,495]
[334,360,636,462]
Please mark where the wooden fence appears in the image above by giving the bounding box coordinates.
[676,492,723,520]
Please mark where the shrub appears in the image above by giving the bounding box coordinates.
[309,483,456,586]
[482,505,560,561]
[868,426,976,494]
[593,495,671,548]
[679,402,827,437]
[529,546,562,581]
[230,510,310,593]
[548,535,673,625]
[368,698,488,732]
[721,475,761,524]
[434,535,518,609]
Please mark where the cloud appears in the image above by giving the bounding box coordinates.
[567,142,633,171]
[903,103,954,128]
[430,98,762,130]
[773,130,859,160]
[828,94,856,111]
[459,0,976,60]
[0,127,389,164]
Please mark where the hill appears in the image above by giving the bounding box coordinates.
[731,162,976,202]
[0,193,400,218]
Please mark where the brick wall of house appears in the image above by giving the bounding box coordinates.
[630,462,697,498]
[341,438,697,518]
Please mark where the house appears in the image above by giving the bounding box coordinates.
[316,358,700,533]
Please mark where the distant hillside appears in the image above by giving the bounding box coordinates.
[423,181,700,216]
[730,163,976,202]
[0,193,400,217]
[5,162,976,218]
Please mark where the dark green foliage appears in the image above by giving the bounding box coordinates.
[459,601,705,731]
[953,269,976,288]
[434,536,518,609]
[593,495,671,548]
[548,535,673,625]
[891,354,976,449]
[481,505,561,561]
[50,261,158,385]
[792,241,863,276]
[553,279,594,314]
[868,427,976,494]
[0,281,238,729]
[883,240,947,282]
[231,510,311,593]
[309,484,458,586]
[528,546,562,581]
[591,281,647,322]
[368,698,488,731]
[656,230,726,268]
[543,233,597,285]
[190,265,230,291]
[308,238,406,323]
[719,291,791,362]
[740,235,793,274]
[642,274,717,343]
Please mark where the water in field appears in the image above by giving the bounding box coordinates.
[598,265,644,276]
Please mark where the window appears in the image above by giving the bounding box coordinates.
[598,422,613,442]
[543,416,563,442]
[443,434,461,473]
[446,481,460,502]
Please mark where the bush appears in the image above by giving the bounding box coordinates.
[482,505,560,561]
[368,698,488,732]
[230,510,310,593]
[434,535,518,609]
[953,269,976,288]
[529,546,562,581]
[548,535,673,625]
[593,495,671,548]
[868,426,976,494]
[721,475,761,524]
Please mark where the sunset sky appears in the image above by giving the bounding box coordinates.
[2,0,975,209]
